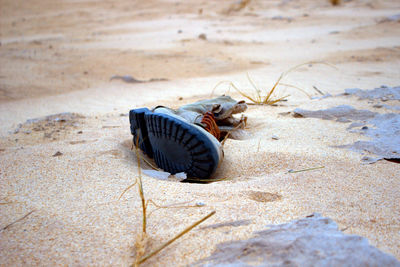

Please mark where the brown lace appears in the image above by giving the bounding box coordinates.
[201,112,221,141]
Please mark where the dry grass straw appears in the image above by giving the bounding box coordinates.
[1,209,35,231]
[134,233,149,267]
[212,61,336,105]
[288,166,325,173]
[0,201,16,205]
[134,136,147,235]
[220,118,247,146]
[138,211,216,265]
[146,199,207,218]
[120,133,216,266]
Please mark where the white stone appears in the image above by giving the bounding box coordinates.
[142,169,170,180]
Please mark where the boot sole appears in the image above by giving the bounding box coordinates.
[129,108,219,179]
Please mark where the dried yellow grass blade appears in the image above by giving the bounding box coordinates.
[246,72,262,102]
[138,211,216,265]
[266,94,290,105]
[212,61,336,105]
[279,83,312,99]
[210,80,234,97]
[133,132,147,234]
[263,73,284,104]
[229,82,260,103]
[118,180,138,200]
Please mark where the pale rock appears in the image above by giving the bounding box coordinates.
[142,169,170,180]
[174,172,187,181]
[197,213,400,267]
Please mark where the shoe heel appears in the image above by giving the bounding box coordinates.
[129,108,154,158]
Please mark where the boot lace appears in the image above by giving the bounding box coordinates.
[201,112,221,141]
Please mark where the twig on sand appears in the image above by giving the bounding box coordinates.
[0,202,15,205]
[312,85,325,96]
[288,166,325,173]
[1,210,35,231]
[141,156,160,171]
[146,199,204,218]
[137,211,216,265]
[118,180,138,200]
[221,119,247,146]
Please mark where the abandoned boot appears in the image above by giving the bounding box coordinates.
[129,107,223,180]
[175,95,247,139]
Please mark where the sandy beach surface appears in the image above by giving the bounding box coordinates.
[1,0,399,266]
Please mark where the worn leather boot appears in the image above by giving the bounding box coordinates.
[129,96,247,180]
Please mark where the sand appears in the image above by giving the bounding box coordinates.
[0,0,399,266]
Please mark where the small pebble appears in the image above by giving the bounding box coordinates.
[198,33,207,40]
[272,135,279,140]
[196,202,206,207]
[175,172,187,181]
[52,151,63,157]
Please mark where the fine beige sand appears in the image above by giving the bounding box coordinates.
[1,0,399,266]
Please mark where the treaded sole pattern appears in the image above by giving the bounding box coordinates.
[129,108,219,179]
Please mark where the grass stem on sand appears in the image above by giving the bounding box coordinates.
[288,166,325,173]
[131,133,148,267]
[137,211,216,265]
[1,210,35,231]
[133,134,147,234]
[121,133,217,266]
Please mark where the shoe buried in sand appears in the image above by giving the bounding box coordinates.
[129,107,223,180]
[129,96,247,180]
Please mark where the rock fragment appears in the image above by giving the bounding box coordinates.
[198,214,400,266]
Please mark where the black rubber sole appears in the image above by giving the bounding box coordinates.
[129,108,219,179]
